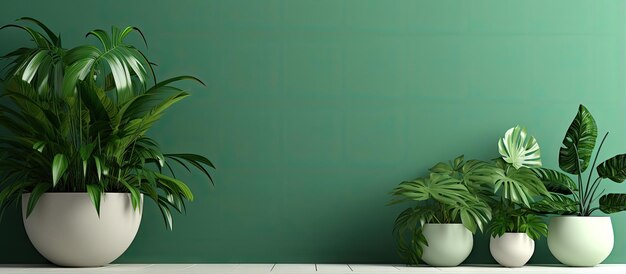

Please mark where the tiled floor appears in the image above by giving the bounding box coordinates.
[0,264,624,273]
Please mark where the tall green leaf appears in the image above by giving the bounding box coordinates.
[498,126,542,169]
[559,104,597,175]
[597,154,626,183]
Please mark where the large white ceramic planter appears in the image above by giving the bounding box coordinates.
[22,193,143,267]
[420,223,473,266]
[547,216,613,266]
[490,233,534,267]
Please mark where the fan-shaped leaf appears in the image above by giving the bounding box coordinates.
[391,174,472,207]
[559,104,597,175]
[498,126,542,169]
[492,166,548,207]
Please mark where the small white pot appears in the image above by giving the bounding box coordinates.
[489,233,534,267]
[22,193,143,267]
[420,223,473,266]
[547,216,613,266]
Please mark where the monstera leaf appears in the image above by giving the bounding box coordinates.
[532,193,578,215]
[452,200,492,233]
[491,163,549,208]
[392,207,427,265]
[390,174,472,206]
[597,154,626,183]
[532,167,577,194]
[498,126,542,169]
[559,104,597,175]
[599,193,626,214]
[429,155,464,178]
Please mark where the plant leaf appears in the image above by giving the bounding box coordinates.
[599,193,626,214]
[51,153,68,187]
[559,104,597,175]
[120,179,141,210]
[491,165,548,207]
[597,154,626,183]
[532,167,577,194]
[32,141,45,153]
[498,126,542,169]
[26,183,51,217]
[86,184,102,216]
[532,193,578,215]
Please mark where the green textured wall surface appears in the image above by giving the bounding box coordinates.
[0,0,625,264]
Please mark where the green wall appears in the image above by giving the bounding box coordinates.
[0,0,625,264]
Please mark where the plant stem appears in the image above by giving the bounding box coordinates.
[572,144,584,215]
[582,132,608,206]
[583,177,602,214]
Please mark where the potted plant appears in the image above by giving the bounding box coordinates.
[0,18,214,267]
[531,104,626,266]
[487,126,550,267]
[390,155,492,266]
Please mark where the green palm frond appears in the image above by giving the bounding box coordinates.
[0,19,214,230]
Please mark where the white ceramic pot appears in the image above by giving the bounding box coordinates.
[547,216,613,266]
[22,193,143,267]
[420,223,473,266]
[489,233,534,267]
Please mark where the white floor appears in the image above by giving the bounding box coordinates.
[0,264,624,274]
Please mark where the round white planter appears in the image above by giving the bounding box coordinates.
[547,216,613,266]
[489,233,534,267]
[420,223,473,266]
[22,193,143,267]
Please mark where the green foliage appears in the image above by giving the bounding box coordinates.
[540,104,626,216]
[559,104,597,175]
[391,155,493,265]
[498,126,541,169]
[597,154,626,183]
[0,19,214,229]
[533,168,577,194]
[531,193,578,215]
[487,211,547,240]
[491,159,548,208]
[599,193,626,214]
[487,126,551,240]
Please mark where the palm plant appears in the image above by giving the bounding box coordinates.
[0,17,214,230]
[532,104,626,216]
[390,155,493,264]
[487,126,550,240]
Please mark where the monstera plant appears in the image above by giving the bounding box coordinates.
[390,155,493,266]
[534,104,626,266]
[0,18,214,266]
[487,126,553,267]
